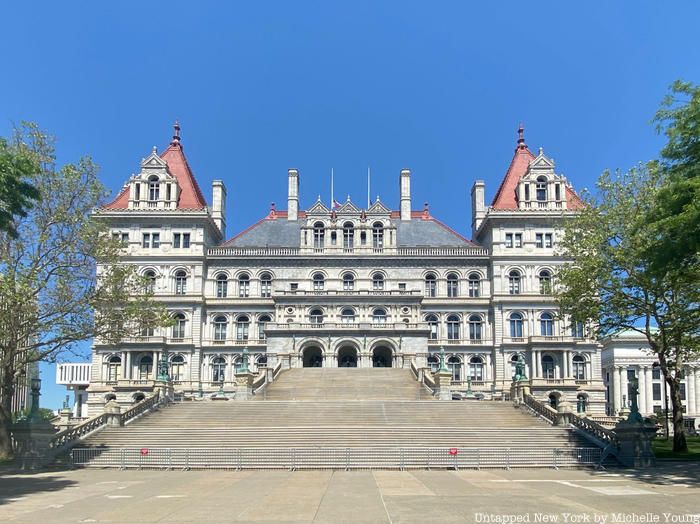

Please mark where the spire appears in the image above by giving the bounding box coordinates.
[170,120,181,147]
[516,122,525,150]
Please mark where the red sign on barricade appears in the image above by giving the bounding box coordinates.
[449,448,458,455]
[140,448,149,456]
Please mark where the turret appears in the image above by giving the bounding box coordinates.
[400,169,411,221]
[288,168,299,221]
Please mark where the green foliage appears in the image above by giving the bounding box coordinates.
[0,122,172,458]
[12,407,56,423]
[0,137,41,238]
[646,81,700,272]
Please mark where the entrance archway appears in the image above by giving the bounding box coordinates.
[372,346,393,368]
[302,346,323,367]
[337,346,358,367]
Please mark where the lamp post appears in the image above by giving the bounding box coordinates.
[29,377,41,419]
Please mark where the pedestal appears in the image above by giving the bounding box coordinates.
[104,400,122,427]
[154,380,174,403]
[235,371,255,401]
[10,418,57,470]
[614,419,657,468]
[555,400,573,426]
[433,370,453,401]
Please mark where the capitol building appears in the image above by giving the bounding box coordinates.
[85,123,609,416]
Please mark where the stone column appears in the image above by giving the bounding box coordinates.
[687,368,696,415]
[612,366,621,415]
[563,351,570,378]
[530,351,536,379]
[121,351,127,380]
[125,352,132,380]
[620,367,629,410]
[536,351,542,378]
[637,366,647,414]
[644,366,653,415]
[694,368,700,416]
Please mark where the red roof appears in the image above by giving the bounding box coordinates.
[491,126,535,210]
[103,123,208,210]
[491,125,585,210]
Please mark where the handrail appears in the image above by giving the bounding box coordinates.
[522,393,558,424]
[207,246,488,257]
[272,361,283,380]
[252,372,267,393]
[121,391,163,426]
[49,413,108,450]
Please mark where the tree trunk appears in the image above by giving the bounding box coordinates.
[667,377,688,453]
[0,370,15,460]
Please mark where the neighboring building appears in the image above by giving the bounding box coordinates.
[86,123,606,415]
[55,363,91,419]
[601,330,700,427]
[3,361,39,415]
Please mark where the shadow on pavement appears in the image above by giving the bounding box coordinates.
[0,473,77,505]
[594,462,700,486]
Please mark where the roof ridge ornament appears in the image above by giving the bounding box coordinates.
[170,120,181,147]
[517,122,526,150]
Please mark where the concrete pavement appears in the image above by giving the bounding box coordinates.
[0,464,698,523]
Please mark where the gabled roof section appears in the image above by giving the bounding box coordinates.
[102,122,208,210]
[490,124,535,210]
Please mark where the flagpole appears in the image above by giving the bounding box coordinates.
[367,166,371,208]
[331,168,334,209]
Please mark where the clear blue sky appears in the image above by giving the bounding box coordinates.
[1,1,698,409]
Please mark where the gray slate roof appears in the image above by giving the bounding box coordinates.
[224,217,477,248]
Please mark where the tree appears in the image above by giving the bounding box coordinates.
[645,80,700,274]
[0,123,171,460]
[0,136,41,237]
[556,165,699,453]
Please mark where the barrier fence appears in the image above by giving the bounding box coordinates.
[71,446,601,470]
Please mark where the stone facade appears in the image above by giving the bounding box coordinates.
[86,124,606,416]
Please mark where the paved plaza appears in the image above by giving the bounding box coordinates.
[0,464,698,523]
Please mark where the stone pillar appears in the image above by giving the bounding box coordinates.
[614,418,657,468]
[434,369,453,401]
[535,351,542,378]
[694,368,700,416]
[104,400,123,427]
[620,367,629,411]
[563,351,570,378]
[234,371,255,401]
[687,369,696,415]
[555,399,573,426]
[637,366,647,414]
[530,351,536,379]
[612,366,621,415]
[644,366,653,416]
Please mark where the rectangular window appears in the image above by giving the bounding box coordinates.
[330,232,337,246]
[627,369,636,380]
[173,233,181,248]
[151,233,160,248]
[680,383,686,401]
[290,283,298,291]
[555,184,561,201]
[514,233,522,248]
[524,184,530,200]
[653,383,661,401]
[505,233,513,248]
[398,283,406,291]
[142,233,150,248]
[113,232,129,245]
[544,233,552,248]
[360,232,367,246]
[652,367,660,380]
[536,233,543,248]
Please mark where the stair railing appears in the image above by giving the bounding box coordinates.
[410,360,436,396]
[522,393,558,424]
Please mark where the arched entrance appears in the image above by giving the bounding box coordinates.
[302,346,323,367]
[337,346,358,367]
[372,346,393,368]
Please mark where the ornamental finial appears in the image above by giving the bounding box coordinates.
[517,122,525,149]
[171,120,181,146]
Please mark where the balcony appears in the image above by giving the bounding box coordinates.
[428,339,490,346]
[265,322,430,334]
[204,338,267,347]
[274,289,422,297]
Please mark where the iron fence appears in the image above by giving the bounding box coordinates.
[71,446,601,470]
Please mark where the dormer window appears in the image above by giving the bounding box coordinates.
[148,176,160,201]
[536,176,547,201]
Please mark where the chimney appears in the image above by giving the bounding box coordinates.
[212,180,227,237]
[288,168,299,221]
[400,169,411,221]
[471,180,485,237]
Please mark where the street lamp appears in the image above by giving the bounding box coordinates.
[29,377,41,416]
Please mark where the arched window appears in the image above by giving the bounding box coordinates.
[468,273,480,298]
[536,176,547,201]
[238,273,250,298]
[447,273,459,297]
[313,222,325,249]
[236,315,249,340]
[538,270,552,295]
[508,270,521,295]
[107,355,121,381]
[509,312,523,338]
[148,175,160,201]
[343,222,354,250]
[542,355,555,379]
[372,308,387,324]
[341,308,355,324]
[213,315,228,341]
[144,270,156,294]
[428,354,439,372]
[342,273,355,291]
[138,355,153,380]
[312,273,325,291]
[258,315,271,340]
[256,355,268,369]
[260,273,272,298]
[372,221,384,249]
[175,270,187,295]
[216,274,228,298]
[446,314,460,340]
[540,312,554,336]
[372,273,384,291]
[549,393,558,409]
[309,308,324,324]
[426,314,439,340]
[573,355,586,380]
[571,320,585,338]
[172,313,187,339]
[468,314,483,341]
[425,273,437,297]
[170,355,185,381]
[469,356,484,382]
[212,357,226,383]
[448,356,462,382]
